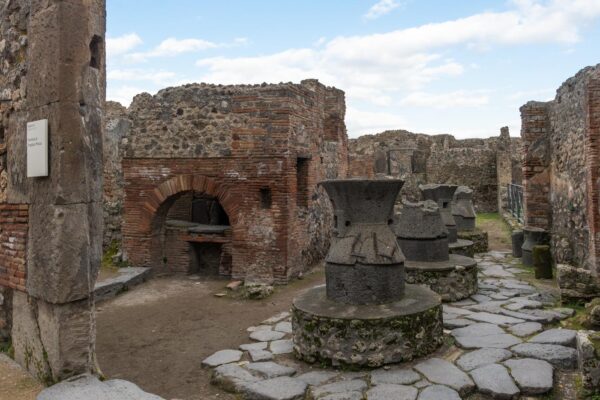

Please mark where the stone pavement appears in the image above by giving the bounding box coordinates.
[205,251,579,400]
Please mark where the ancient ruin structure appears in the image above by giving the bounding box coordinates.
[421,184,458,241]
[395,200,478,302]
[0,0,105,381]
[106,80,348,283]
[348,128,522,212]
[520,64,600,297]
[292,179,443,367]
[452,186,476,232]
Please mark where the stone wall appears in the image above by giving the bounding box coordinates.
[348,130,522,212]
[115,79,347,283]
[521,64,600,276]
[0,0,106,381]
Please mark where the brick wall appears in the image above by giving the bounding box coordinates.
[0,204,27,291]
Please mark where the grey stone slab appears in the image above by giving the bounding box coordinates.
[321,392,363,400]
[250,330,286,342]
[529,328,577,347]
[270,339,293,355]
[248,325,273,332]
[451,299,477,306]
[456,348,513,371]
[246,362,296,379]
[241,342,269,351]
[370,368,421,385]
[504,299,542,311]
[444,312,459,321]
[466,312,525,326]
[311,380,368,398]
[480,265,515,278]
[489,293,510,300]
[452,323,505,337]
[467,301,508,313]
[249,350,274,362]
[471,294,492,303]
[498,290,520,298]
[443,305,474,315]
[202,349,243,367]
[241,376,307,400]
[454,332,522,349]
[498,309,548,323]
[511,343,578,369]
[274,321,292,333]
[262,312,291,325]
[444,319,474,329]
[417,385,461,400]
[94,267,152,303]
[414,380,431,389]
[508,322,543,338]
[470,364,519,399]
[504,358,553,395]
[295,371,338,386]
[211,363,261,393]
[103,380,165,399]
[552,307,576,318]
[414,358,474,395]
[366,384,417,400]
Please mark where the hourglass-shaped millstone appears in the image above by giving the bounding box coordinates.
[420,184,459,242]
[394,200,450,262]
[452,186,476,232]
[320,179,406,305]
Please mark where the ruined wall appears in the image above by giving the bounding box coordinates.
[118,80,347,283]
[521,64,600,274]
[348,130,521,212]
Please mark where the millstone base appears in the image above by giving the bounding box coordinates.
[457,229,488,253]
[291,284,443,368]
[449,238,475,257]
[405,254,478,302]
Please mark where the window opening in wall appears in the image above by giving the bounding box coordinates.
[260,188,272,209]
[297,157,310,207]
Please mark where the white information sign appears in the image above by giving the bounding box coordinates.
[27,119,49,178]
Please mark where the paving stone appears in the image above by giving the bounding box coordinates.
[249,349,274,362]
[37,375,165,400]
[247,325,273,332]
[498,290,520,298]
[498,309,548,323]
[509,322,543,338]
[504,358,553,395]
[470,364,520,400]
[489,293,510,300]
[471,294,492,303]
[414,380,431,389]
[320,392,363,400]
[521,309,561,323]
[529,329,577,347]
[456,348,513,371]
[444,319,474,329]
[295,371,338,386]
[504,299,543,310]
[202,349,243,367]
[211,363,261,393]
[250,330,286,342]
[311,380,368,398]
[262,312,291,325]
[511,343,578,369]
[366,384,417,400]
[443,306,474,315]
[500,281,536,294]
[451,299,477,306]
[452,324,522,349]
[370,368,421,385]
[274,321,292,333]
[246,362,296,378]
[417,385,461,400]
[414,358,474,395]
[552,307,576,318]
[241,376,307,400]
[444,312,459,321]
[240,342,269,351]
[467,301,509,313]
[452,323,505,337]
[481,265,515,278]
[270,339,293,354]
[466,312,525,326]
[103,380,166,399]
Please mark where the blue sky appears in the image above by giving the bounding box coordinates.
[106,0,600,139]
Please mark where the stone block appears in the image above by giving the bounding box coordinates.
[511,230,524,258]
[26,202,102,304]
[533,245,552,279]
[12,291,95,383]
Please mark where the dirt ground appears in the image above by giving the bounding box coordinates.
[476,213,512,251]
[0,355,42,400]
[96,267,326,400]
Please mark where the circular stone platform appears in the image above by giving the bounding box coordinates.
[449,238,475,257]
[292,284,443,368]
[405,254,478,302]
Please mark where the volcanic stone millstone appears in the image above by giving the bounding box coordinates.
[291,284,443,367]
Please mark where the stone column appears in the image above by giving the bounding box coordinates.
[5,0,105,382]
[585,75,600,273]
[496,127,512,213]
[520,102,551,230]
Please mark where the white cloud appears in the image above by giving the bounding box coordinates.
[126,37,218,62]
[108,68,178,85]
[346,107,408,137]
[364,0,401,20]
[106,33,143,57]
[107,85,149,107]
[401,90,489,108]
[506,88,555,101]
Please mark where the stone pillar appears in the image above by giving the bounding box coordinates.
[496,127,512,213]
[4,0,105,382]
[520,102,551,230]
[585,75,600,274]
